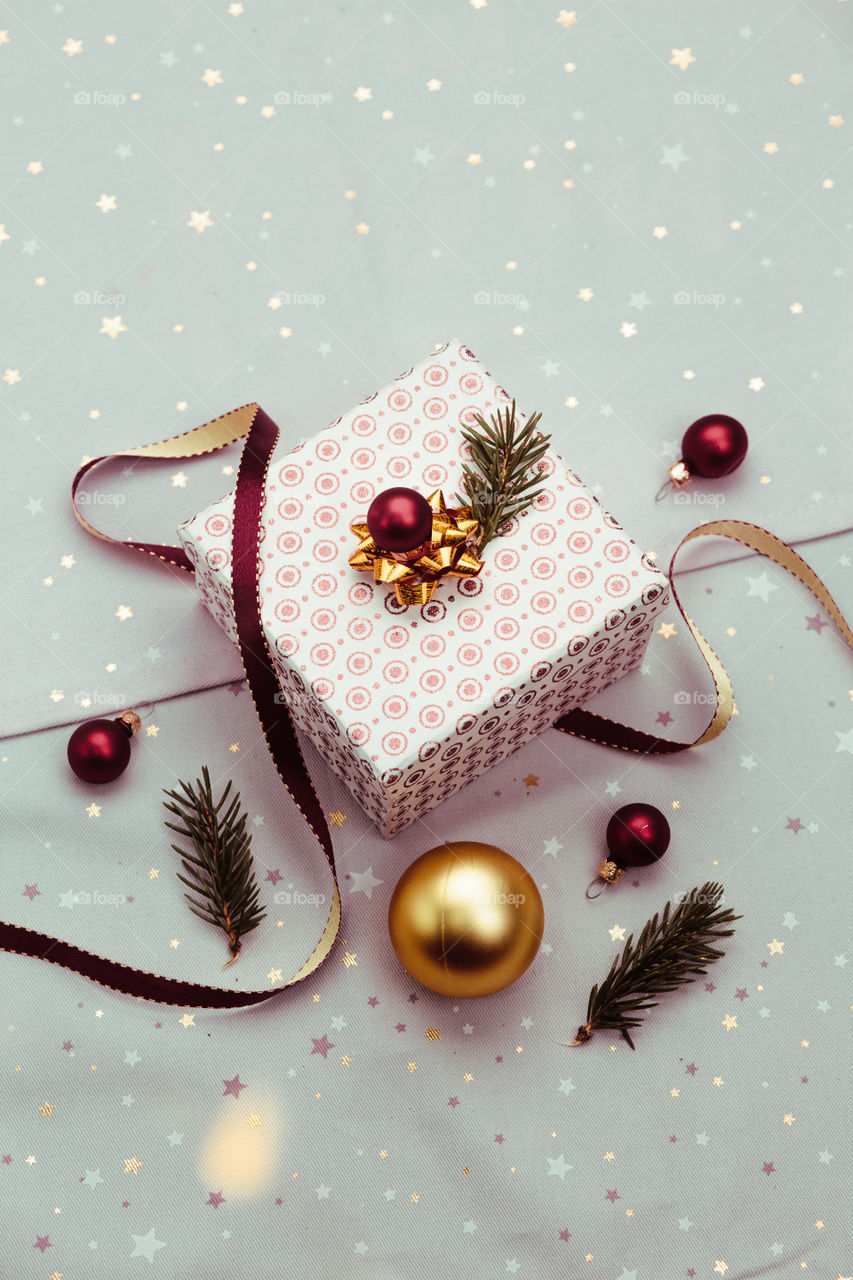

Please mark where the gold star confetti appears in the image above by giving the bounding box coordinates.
[671,800,681,810]
[763,142,778,155]
[516,1045,523,1054]
[279,327,292,338]
[721,1014,739,1032]
[124,1156,143,1175]
[760,475,772,485]
[328,810,347,827]
[524,774,539,787]
[557,9,577,26]
[0,31,10,45]
[789,72,803,85]
[410,1192,420,1202]
[268,968,284,984]
[187,210,214,234]
[822,179,834,189]
[43,577,54,587]
[767,938,784,955]
[426,78,441,91]
[670,47,696,71]
[578,287,594,301]
[100,315,127,339]
[228,2,244,13]
[406,1062,417,1073]
[748,376,765,391]
[3,368,21,384]
[50,1273,62,1280]
[312,993,321,1003]
[463,1073,474,1083]
[40,1102,55,1117]
[245,1112,262,1128]
[670,1088,680,1097]
[625,1208,634,1217]
[565,395,578,407]
[170,940,180,950]
[145,725,159,737]
[619,321,637,338]
[60,555,76,569]
[179,1013,195,1028]
[379,1150,388,1159]
[355,222,370,235]
[49,689,64,702]
[0,224,9,244]
[829,115,843,128]
[790,302,803,314]
[467,153,482,165]
[353,86,372,102]
[653,225,668,238]
[814,1220,824,1229]
[713,1077,724,1087]
[201,68,223,87]
[61,38,83,56]
[609,925,626,941]
[86,803,102,819]
[260,104,276,118]
[171,471,188,488]
[148,868,159,880]
[341,952,357,968]
[713,1263,729,1277]
[229,742,240,753]
[585,1255,594,1263]
[604,1151,615,1162]
[95,193,117,213]
[730,220,742,230]
[783,1113,795,1125]
[341,1054,352,1067]
[267,296,283,310]
[726,626,736,637]
[657,622,677,638]
[423,1026,441,1043]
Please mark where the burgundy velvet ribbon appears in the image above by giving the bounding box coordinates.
[1,406,338,1008]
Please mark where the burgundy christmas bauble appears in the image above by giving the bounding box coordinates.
[366,486,433,553]
[681,414,748,480]
[67,718,132,783]
[606,803,671,867]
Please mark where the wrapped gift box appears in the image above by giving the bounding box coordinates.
[177,340,669,836]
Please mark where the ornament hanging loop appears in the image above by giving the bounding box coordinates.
[585,878,607,899]
[655,460,691,503]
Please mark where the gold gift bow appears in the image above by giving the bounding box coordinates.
[349,489,483,606]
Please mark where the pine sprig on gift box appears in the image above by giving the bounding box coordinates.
[457,400,551,551]
[569,882,741,1049]
[163,767,266,968]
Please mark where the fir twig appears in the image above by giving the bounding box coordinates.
[457,399,551,552]
[567,883,741,1049]
[163,766,266,969]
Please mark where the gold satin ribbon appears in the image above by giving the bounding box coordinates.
[556,518,853,755]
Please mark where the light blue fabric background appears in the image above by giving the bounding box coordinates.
[1,2,851,1277]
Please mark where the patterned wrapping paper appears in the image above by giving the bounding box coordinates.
[177,341,669,834]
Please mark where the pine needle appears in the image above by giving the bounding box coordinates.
[567,883,741,1049]
[457,399,551,551]
[163,766,266,968]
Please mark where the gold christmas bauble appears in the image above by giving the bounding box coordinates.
[387,841,545,998]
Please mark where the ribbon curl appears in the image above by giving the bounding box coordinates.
[349,489,483,606]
